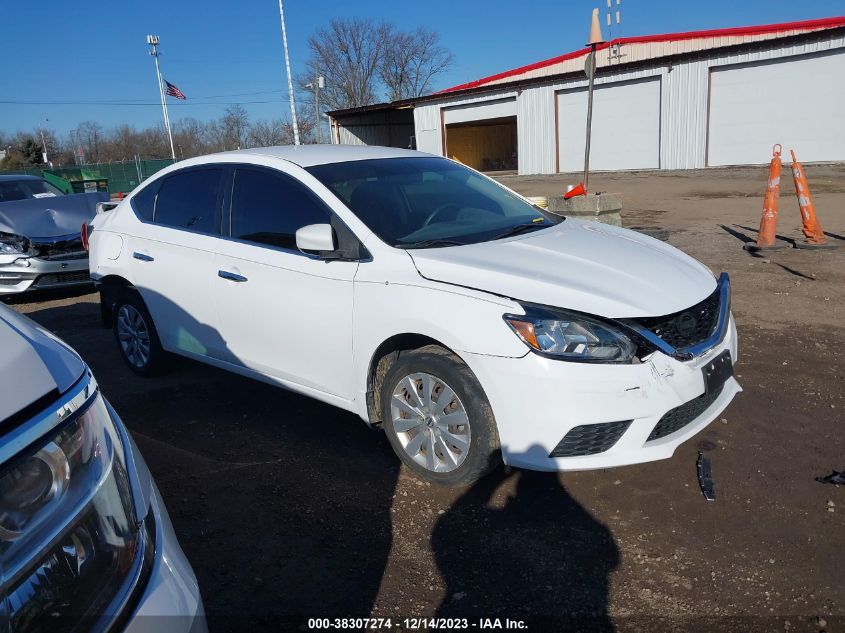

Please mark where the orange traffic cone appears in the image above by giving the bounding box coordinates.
[789,150,836,249]
[564,182,587,199]
[745,145,786,252]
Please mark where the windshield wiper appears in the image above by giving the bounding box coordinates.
[491,222,550,241]
[400,239,466,249]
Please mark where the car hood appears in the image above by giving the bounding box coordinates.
[0,305,85,423]
[407,219,717,318]
[0,191,108,239]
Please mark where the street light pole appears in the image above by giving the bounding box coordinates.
[583,9,606,191]
[277,0,300,145]
[147,34,177,161]
[39,127,50,166]
[307,75,325,143]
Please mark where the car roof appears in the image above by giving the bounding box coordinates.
[214,144,433,168]
[0,174,41,182]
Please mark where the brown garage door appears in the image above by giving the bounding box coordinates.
[444,116,517,172]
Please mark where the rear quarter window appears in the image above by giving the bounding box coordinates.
[130,181,159,222]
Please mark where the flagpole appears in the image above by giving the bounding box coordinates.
[147,34,177,161]
[277,0,300,145]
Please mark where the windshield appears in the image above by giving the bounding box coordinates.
[0,179,64,202]
[307,157,560,248]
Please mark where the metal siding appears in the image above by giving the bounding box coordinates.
[517,86,556,175]
[413,32,844,173]
[662,60,708,169]
[414,105,442,155]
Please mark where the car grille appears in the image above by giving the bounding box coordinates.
[33,270,91,287]
[30,236,85,259]
[636,287,721,350]
[647,385,724,441]
[549,420,632,458]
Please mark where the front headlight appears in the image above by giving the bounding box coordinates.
[0,391,149,631]
[504,305,638,363]
[0,232,28,255]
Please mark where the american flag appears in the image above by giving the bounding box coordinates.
[164,80,186,100]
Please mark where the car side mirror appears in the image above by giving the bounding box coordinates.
[296,223,337,256]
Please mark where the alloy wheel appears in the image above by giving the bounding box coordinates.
[116,304,151,369]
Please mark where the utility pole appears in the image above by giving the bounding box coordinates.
[583,8,606,191]
[147,34,177,160]
[306,75,325,143]
[39,123,50,167]
[277,0,300,145]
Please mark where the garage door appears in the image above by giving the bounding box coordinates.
[442,98,517,125]
[708,51,845,166]
[557,77,661,172]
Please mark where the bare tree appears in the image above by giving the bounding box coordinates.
[248,119,287,147]
[220,104,250,149]
[172,118,212,158]
[74,121,104,163]
[304,18,392,111]
[380,28,454,101]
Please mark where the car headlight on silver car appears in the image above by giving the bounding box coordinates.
[0,232,28,255]
[0,389,152,632]
[504,305,638,363]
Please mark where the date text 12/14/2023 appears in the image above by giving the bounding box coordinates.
[307,618,528,630]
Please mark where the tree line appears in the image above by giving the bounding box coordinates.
[1,18,452,170]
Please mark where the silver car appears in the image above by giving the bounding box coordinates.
[0,303,206,632]
[0,175,105,295]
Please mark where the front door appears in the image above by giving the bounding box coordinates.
[213,165,358,400]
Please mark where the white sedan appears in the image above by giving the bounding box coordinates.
[88,146,739,486]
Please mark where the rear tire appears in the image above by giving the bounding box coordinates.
[380,345,500,486]
[112,290,168,376]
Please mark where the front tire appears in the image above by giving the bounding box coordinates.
[380,345,500,486]
[112,290,167,376]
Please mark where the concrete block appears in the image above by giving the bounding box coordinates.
[546,193,623,226]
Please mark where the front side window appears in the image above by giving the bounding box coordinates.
[307,157,560,248]
[230,168,331,250]
[153,169,222,233]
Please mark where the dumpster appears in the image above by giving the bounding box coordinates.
[42,168,108,194]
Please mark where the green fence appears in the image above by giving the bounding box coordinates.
[1,158,175,195]
[82,159,176,194]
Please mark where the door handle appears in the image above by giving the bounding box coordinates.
[218,270,248,282]
[132,252,154,262]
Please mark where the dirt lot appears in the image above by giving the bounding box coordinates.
[6,165,844,632]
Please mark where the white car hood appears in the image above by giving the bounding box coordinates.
[0,305,85,422]
[407,219,717,318]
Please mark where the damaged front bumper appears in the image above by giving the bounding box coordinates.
[463,315,741,472]
[0,252,91,295]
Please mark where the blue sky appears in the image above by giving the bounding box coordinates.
[3,0,843,136]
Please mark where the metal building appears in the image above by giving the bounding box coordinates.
[327,17,845,174]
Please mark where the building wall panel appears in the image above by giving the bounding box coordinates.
[406,31,845,174]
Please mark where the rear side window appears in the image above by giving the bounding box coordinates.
[130,181,158,222]
[230,168,330,250]
[154,169,222,234]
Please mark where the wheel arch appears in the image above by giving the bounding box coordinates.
[365,333,462,427]
[97,275,137,327]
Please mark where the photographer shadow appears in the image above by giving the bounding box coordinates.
[433,446,619,632]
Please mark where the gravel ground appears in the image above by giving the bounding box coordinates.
[5,165,844,632]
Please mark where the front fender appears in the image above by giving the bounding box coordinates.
[352,277,528,420]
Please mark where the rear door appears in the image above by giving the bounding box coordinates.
[213,165,358,399]
[128,167,228,359]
